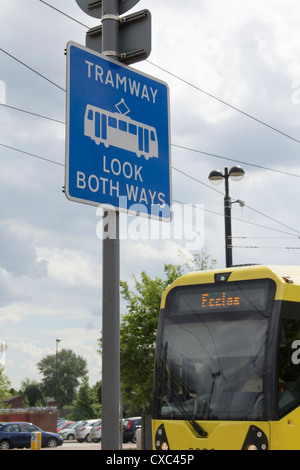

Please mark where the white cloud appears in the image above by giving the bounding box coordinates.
[1,0,300,389]
[40,247,100,287]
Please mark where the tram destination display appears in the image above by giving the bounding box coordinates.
[166,279,275,316]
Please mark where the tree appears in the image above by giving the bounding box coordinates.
[0,367,11,408]
[120,264,183,415]
[119,251,217,415]
[71,378,101,420]
[179,247,217,271]
[23,381,44,407]
[37,349,88,408]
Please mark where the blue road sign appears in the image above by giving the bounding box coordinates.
[65,42,171,221]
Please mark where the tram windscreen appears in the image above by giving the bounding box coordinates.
[156,279,276,421]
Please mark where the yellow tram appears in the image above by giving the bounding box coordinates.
[152,265,300,450]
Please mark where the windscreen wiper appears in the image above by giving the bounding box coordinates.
[161,342,207,438]
[166,386,208,438]
[208,371,221,410]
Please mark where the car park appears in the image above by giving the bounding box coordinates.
[122,417,141,443]
[75,419,100,443]
[58,421,84,441]
[90,420,102,443]
[0,422,63,449]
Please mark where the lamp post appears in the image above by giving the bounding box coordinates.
[55,338,61,410]
[208,166,245,268]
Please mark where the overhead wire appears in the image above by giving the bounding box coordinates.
[0,48,65,92]
[2,1,300,246]
[172,166,300,236]
[2,100,300,179]
[4,0,300,176]
[38,0,90,28]
[0,103,65,124]
[244,204,300,235]
[2,99,299,236]
[232,236,300,239]
[147,60,300,146]
[1,134,299,240]
[172,144,300,178]
[1,96,299,239]
[173,198,300,238]
[233,246,300,250]
[2,101,300,237]
[0,143,64,167]
[37,0,300,147]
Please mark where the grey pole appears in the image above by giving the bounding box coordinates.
[55,338,61,411]
[224,167,233,268]
[101,0,121,450]
[102,0,119,56]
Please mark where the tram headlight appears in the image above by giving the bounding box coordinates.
[242,425,268,451]
[155,424,170,450]
[246,443,267,450]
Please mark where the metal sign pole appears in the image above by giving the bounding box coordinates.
[101,0,121,450]
[72,0,157,451]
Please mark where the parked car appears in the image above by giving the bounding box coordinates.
[122,417,141,443]
[58,421,83,441]
[57,421,74,432]
[90,420,102,443]
[57,418,65,429]
[0,422,63,450]
[75,419,100,443]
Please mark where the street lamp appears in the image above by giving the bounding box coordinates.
[208,166,245,268]
[55,338,61,410]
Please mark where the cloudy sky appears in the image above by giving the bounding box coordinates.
[1,0,300,390]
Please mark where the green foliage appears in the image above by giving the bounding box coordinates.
[0,366,11,408]
[179,247,217,272]
[70,378,101,420]
[23,382,45,407]
[120,264,183,415]
[37,349,88,408]
[1,251,216,419]
[119,251,217,416]
[2,353,101,419]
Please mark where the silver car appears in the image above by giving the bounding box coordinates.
[75,419,100,443]
[59,421,84,441]
[90,420,102,443]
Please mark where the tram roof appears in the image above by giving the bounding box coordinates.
[162,265,300,304]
